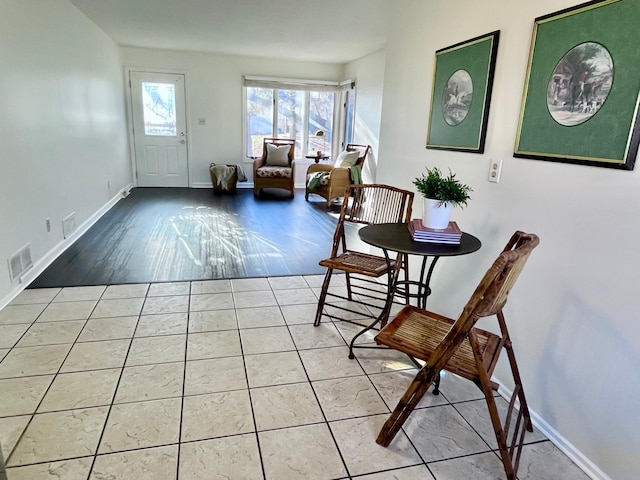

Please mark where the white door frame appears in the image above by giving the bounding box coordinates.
[124,67,191,187]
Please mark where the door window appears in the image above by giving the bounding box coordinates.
[142,82,177,136]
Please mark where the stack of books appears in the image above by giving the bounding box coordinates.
[408,219,463,244]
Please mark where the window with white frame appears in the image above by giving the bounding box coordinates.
[244,76,355,160]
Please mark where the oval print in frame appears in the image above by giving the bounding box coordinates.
[442,69,473,126]
[547,42,614,127]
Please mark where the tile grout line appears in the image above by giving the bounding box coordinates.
[236,286,269,480]
[174,281,193,480]
[85,288,145,479]
[290,315,354,480]
[1,278,561,479]
[4,287,109,469]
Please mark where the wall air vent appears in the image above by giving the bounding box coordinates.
[8,243,33,283]
[62,212,77,239]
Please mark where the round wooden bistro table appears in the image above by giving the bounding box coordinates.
[349,222,481,358]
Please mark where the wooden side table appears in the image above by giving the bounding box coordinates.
[305,154,330,164]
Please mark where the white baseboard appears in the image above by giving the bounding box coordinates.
[0,183,134,309]
[497,383,610,480]
[192,182,308,190]
[190,182,253,189]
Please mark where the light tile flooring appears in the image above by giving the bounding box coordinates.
[0,276,591,480]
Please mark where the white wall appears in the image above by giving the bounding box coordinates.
[3,1,637,475]
[120,47,344,188]
[0,0,131,304]
[378,1,640,479]
[344,50,386,183]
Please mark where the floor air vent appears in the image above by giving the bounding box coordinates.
[8,244,33,283]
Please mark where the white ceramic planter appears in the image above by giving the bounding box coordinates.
[422,198,452,229]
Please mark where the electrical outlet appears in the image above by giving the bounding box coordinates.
[198,118,206,125]
[46,218,51,232]
[488,159,502,183]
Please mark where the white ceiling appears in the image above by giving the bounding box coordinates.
[69,0,393,64]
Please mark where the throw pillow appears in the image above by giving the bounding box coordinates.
[333,150,361,168]
[266,143,291,166]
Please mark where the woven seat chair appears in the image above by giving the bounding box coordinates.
[305,144,371,207]
[253,138,296,198]
[374,231,540,480]
[313,184,414,328]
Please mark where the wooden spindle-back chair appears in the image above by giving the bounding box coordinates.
[313,184,414,328]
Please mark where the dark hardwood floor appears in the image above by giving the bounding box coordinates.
[29,187,363,288]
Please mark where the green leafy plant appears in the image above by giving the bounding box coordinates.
[413,166,473,208]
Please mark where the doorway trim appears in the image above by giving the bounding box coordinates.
[124,67,191,187]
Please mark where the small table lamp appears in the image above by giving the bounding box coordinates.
[315,130,325,158]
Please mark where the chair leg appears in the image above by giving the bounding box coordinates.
[376,367,440,447]
[402,254,410,305]
[314,268,333,327]
[471,326,529,480]
[497,312,534,432]
[481,380,518,480]
[345,273,353,301]
[499,342,533,477]
[432,371,441,395]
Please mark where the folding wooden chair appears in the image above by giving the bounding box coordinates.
[374,231,540,480]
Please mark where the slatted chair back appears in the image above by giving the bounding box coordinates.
[475,231,539,317]
[331,184,414,257]
[344,184,413,224]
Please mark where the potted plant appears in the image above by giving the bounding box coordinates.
[413,166,472,229]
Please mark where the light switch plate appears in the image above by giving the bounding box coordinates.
[488,158,502,183]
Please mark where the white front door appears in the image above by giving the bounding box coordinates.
[130,71,189,187]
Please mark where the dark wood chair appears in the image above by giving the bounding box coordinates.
[305,144,371,207]
[253,138,296,198]
[313,184,413,327]
[374,231,540,480]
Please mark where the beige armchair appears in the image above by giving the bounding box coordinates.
[253,138,296,198]
[305,144,371,207]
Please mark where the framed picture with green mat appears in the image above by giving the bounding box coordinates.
[426,30,500,154]
[514,0,640,170]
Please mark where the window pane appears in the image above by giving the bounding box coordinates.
[246,87,274,157]
[308,91,334,156]
[277,90,305,158]
[344,90,355,145]
[142,82,176,136]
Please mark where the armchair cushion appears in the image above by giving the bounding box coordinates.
[256,166,293,179]
[334,150,361,168]
[265,143,291,166]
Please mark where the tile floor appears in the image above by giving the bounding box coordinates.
[0,276,591,480]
